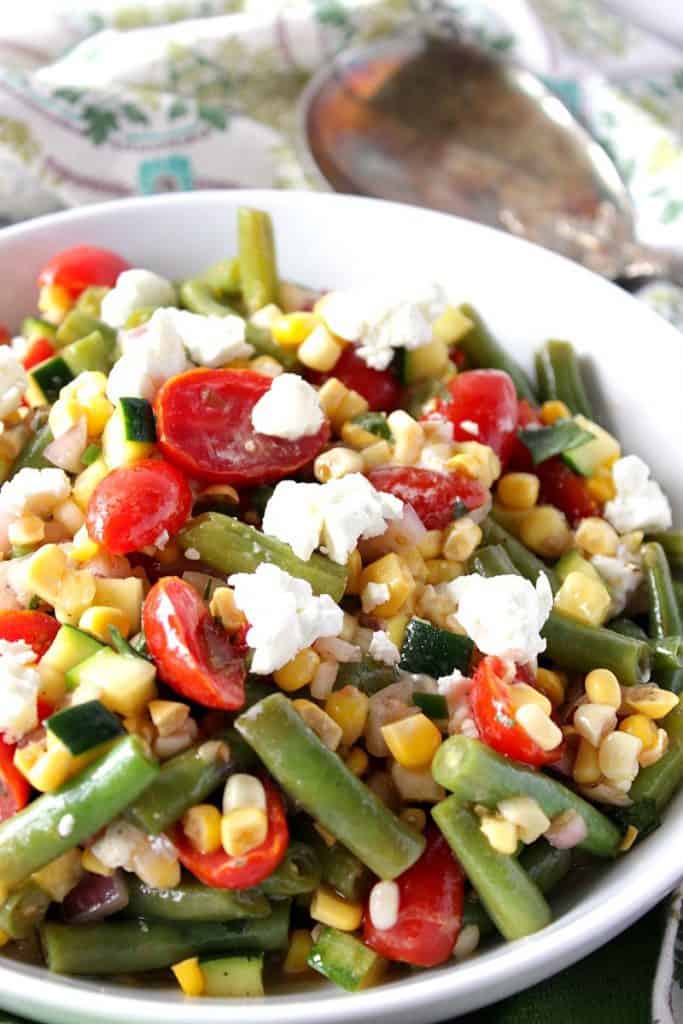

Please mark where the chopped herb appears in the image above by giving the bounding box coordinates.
[28,595,40,610]
[81,443,102,466]
[518,420,594,465]
[453,499,469,520]
[412,692,449,719]
[351,411,393,442]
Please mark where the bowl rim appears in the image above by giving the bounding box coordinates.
[0,188,681,1024]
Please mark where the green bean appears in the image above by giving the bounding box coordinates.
[535,339,593,418]
[42,902,291,975]
[648,531,683,571]
[255,841,322,899]
[202,258,241,298]
[299,823,372,901]
[643,542,683,640]
[482,517,559,591]
[0,883,51,939]
[456,304,536,402]
[0,737,158,888]
[246,322,299,370]
[335,657,398,695]
[236,694,425,879]
[674,582,683,621]
[127,728,254,835]
[543,613,650,684]
[658,666,683,695]
[609,618,648,642]
[10,422,53,475]
[433,798,551,940]
[469,544,518,579]
[629,699,683,809]
[432,736,621,857]
[124,877,269,921]
[179,513,347,602]
[238,207,280,315]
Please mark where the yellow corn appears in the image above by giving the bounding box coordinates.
[332,389,368,430]
[172,957,205,997]
[297,324,343,372]
[209,587,246,633]
[417,529,443,560]
[619,714,657,750]
[539,400,570,425]
[425,558,463,585]
[72,458,109,511]
[25,543,68,605]
[250,303,283,329]
[381,713,442,770]
[283,930,313,974]
[598,731,641,783]
[93,577,144,633]
[535,668,567,708]
[399,807,427,832]
[38,283,72,324]
[53,498,85,537]
[0,930,10,948]
[497,472,540,510]
[314,447,364,482]
[586,467,617,504]
[78,605,131,644]
[8,515,45,547]
[442,518,482,562]
[553,571,611,627]
[508,682,552,716]
[274,647,321,693]
[70,524,101,562]
[182,804,222,855]
[340,421,378,450]
[387,411,424,465]
[345,747,369,777]
[271,312,318,348]
[81,849,113,877]
[21,741,74,793]
[573,703,617,747]
[310,885,363,932]
[479,815,519,855]
[574,517,619,557]
[149,700,189,737]
[433,305,473,344]
[32,850,83,902]
[572,738,601,785]
[221,808,268,857]
[384,612,409,650]
[497,796,550,844]
[316,378,347,419]
[515,704,563,751]
[133,841,181,889]
[343,548,362,597]
[520,505,573,559]
[448,442,501,488]
[249,355,284,377]
[585,668,622,708]
[56,569,97,624]
[325,686,369,746]
[361,440,393,469]
[400,546,427,583]
[619,825,639,853]
[358,553,415,618]
[292,699,343,750]
[622,687,679,720]
[639,727,668,768]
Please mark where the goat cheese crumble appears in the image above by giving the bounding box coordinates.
[604,456,672,534]
[0,348,28,419]
[251,373,325,440]
[448,572,553,663]
[0,638,40,741]
[262,473,403,565]
[100,269,176,327]
[107,308,190,403]
[368,630,400,665]
[228,563,343,674]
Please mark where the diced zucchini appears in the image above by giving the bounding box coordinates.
[28,329,116,405]
[93,577,145,633]
[555,549,602,584]
[335,657,398,695]
[46,700,124,755]
[412,692,448,719]
[42,625,104,682]
[66,648,156,716]
[72,457,110,511]
[75,287,108,319]
[399,617,474,678]
[561,415,620,477]
[401,337,449,384]
[102,398,157,468]
[22,317,57,343]
[308,927,384,992]
[27,356,74,405]
[56,310,116,349]
[200,955,264,998]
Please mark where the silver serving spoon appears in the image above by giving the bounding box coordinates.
[299,33,683,286]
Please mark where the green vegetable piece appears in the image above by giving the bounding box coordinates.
[308,926,385,992]
[518,420,594,466]
[351,411,393,441]
[201,257,241,298]
[46,700,124,755]
[648,531,683,572]
[238,207,280,315]
[81,443,101,467]
[236,694,425,879]
[643,542,683,641]
[201,955,264,998]
[469,543,517,579]
[41,625,104,679]
[543,612,651,685]
[55,310,115,349]
[452,498,469,520]
[299,823,371,902]
[482,516,559,591]
[412,692,449,719]
[535,339,593,419]
[124,877,269,921]
[335,657,397,695]
[457,303,536,403]
[629,698,683,811]
[108,624,148,661]
[28,356,73,404]
[11,422,53,474]
[399,617,473,677]
[561,415,619,477]
[75,287,108,319]
[0,883,51,939]
[255,840,322,899]
[22,317,57,343]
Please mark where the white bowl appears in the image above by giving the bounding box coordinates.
[0,190,681,1024]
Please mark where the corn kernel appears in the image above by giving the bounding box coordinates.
[283,930,313,974]
[250,303,283,329]
[292,699,343,750]
[249,355,284,377]
[8,515,45,547]
[535,668,567,708]
[433,305,473,344]
[70,524,101,562]
[0,929,10,948]
[81,849,113,876]
[622,687,679,720]
[79,605,131,644]
[497,796,550,844]
[359,553,415,617]
[508,682,552,717]
[53,498,85,537]
[387,411,424,465]
[25,543,68,605]
[340,421,379,450]
[479,815,519,855]
[515,704,562,751]
[575,517,619,557]
[317,378,347,419]
[344,549,362,596]
[38,283,72,323]
[381,713,442,770]
[209,587,246,633]
[297,325,342,372]
[399,807,427,832]
[586,467,616,504]
[619,714,657,750]
[172,957,204,997]
[553,570,611,627]
[416,529,443,560]
[639,727,668,768]
[149,700,189,738]
[32,849,83,902]
[442,518,482,562]
[24,742,74,793]
[271,312,318,348]
[72,458,109,510]
[573,703,617,747]
[585,668,622,708]
[332,389,368,430]
[221,807,268,857]
[310,886,363,932]
[619,825,639,853]
[314,447,364,482]
[345,747,369,776]
[425,558,463,585]
[539,400,571,425]
[520,505,573,559]
[599,731,642,783]
[361,440,393,469]
[223,774,266,815]
[325,686,369,747]
[182,804,222,855]
[573,737,601,784]
[449,442,501,488]
[274,647,321,693]
[497,472,540,510]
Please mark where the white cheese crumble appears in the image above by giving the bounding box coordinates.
[100,269,176,327]
[0,467,70,520]
[262,473,403,565]
[362,582,390,613]
[251,373,325,440]
[157,308,253,368]
[368,630,400,665]
[448,572,553,663]
[0,638,40,741]
[591,552,643,617]
[228,563,343,674]
[0,348,27,420]
[319,281,447,371]
[106,307,191,403]
[58,813,76,838]
[604,455,672,534]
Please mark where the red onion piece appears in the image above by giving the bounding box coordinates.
[44,417,88,473]
[62,870,129,923]
[359,504,426,561]
[545,810,588,850]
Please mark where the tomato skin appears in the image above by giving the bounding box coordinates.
[0,739,29,823]
[364,829,464,967]
[537,457,600,526]
[38,246,129,298]
[506,400,542,472]
[156,368,330,485]
[174,779,289,889]
[308,347,400,412]
[143,577,246,710]
[22,338,56,371]
[437,369,518,462]
[470,656,563,767]
[367,466,487,530]
[0,610,59,660]
[86,458,192,555]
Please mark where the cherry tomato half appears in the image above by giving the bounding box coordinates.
[0,610,59,660]
[22,338,56,371]
[308,347,400,412]
[537,457,600,526]
[174,778,289,889]
[143,577,246,710]
[505,399,542,473]
[86,458,192,555]
[470,656,563,767]
[364,829,464,967]
[367,466,487,530]
[156,369,330,485]
[38,246,129,299]
[0,739,29,823]
[436,369,518,463]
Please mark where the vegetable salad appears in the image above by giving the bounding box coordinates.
[0,207,680,998]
